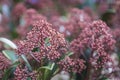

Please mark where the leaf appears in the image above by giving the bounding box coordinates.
[11,61,20,67]
[45,37,51,46]
[1,50,19,80]
[53,68,60,76]
[60,52,74,60]
[2,50,18,62]
[0,37,17,49]
[66,52,73,57]
[2,67,15,80]
[2,61,20,80]
[37,63,55,80]
[45,37,50,43]
[27,77,32,80]
[38,63,55,71]
[21,54,32,71]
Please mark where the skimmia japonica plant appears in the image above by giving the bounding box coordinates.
[0,17,86,80]
[0,0,120,80]
[0,18,117,80]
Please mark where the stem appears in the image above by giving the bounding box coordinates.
[85,63,91,80]
[85,50,94,80]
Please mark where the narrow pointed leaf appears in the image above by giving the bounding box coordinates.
[2,50,18,62]
[21,54,32,71]
[0,37,17,49]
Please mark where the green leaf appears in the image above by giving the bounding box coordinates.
[66,52,74,57]
[60,52,74,60]
[45,37,51,46]
[2,61,20,80]
[2,67,15,80]
[53,68,60,76]
[27,77,32,80]
[37,63,55,80]
[45,37,50,43]
[21,54,32,71]
[38,63,55,71]
[11,61,20,67]
[2,50,18,62]
[0,37,17,49]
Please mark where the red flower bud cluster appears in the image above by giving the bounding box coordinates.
[17,18,67,61]
[14,66,37,80]
[58,57,86,73]
[70,20,115,69]
[50,8,92,38]
[16,9,46,38]
[0,53,11,71]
